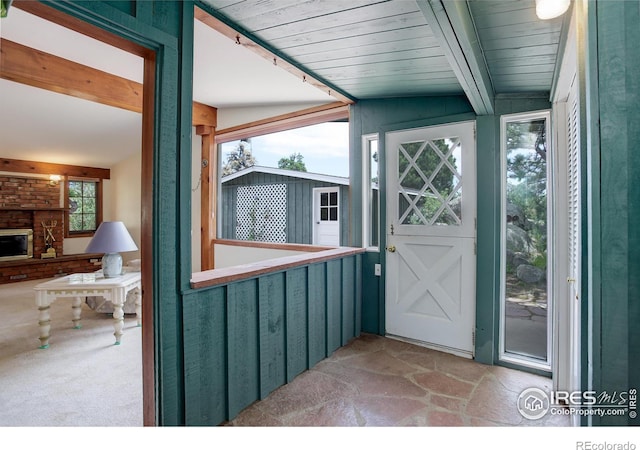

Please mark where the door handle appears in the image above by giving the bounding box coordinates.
[386,245,396,253]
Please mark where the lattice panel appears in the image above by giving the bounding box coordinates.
[236,184,287,242]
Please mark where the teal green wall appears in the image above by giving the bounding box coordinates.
[182,254,362,425]
[349,97,475,335]
[475,96,552,366]
[349,95,554,366]
[585,0,640,426]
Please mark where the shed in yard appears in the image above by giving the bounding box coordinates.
[220,166,349,246]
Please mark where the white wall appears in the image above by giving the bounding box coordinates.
[213,243,307,269]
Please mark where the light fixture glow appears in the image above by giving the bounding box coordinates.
[49,174,62,186]
[535,0,570,20]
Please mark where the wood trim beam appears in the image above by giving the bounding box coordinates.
[416,0,494,115]
[0,158,111,179]
[191,247,365,289]
[213,238,332,253]
[196,125,217,271]
[12,0,154,59]
[0,38,217,127]
[140,53,156,428]
[216,102,349,144]
[194,6,355,105]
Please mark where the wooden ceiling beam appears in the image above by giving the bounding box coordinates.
[215,102,349,144]
[0,38,217,127]
[1,157,111,179]
[417,0,495,115]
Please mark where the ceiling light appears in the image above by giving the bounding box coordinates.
[535,0,570,20]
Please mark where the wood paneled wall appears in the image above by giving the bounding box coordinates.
[182,253,362,425]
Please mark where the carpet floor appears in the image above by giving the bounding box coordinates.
[0,278,143,427]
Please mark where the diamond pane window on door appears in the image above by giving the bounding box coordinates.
[397,137,463,226]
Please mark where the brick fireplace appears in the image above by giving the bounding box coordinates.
[0,175,101,283]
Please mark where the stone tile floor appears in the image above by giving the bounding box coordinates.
[225,333,570,427]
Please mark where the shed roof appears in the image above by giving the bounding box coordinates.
[221,165,350,186]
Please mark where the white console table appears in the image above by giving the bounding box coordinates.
[34,271,142,348]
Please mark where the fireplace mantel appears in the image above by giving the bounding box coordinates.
[0,207,68,211]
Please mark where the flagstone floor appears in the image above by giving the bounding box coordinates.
[224,333,570,427]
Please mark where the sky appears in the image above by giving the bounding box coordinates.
[220,122,350,178]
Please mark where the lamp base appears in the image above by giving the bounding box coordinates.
[102,253,123,278]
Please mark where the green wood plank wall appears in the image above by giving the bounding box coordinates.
[227,280,260,418]
[589,0,640,426]
[182,253,362,425]
[258,273,287,399]
[475,95,551,366]
[183,286,227,425]
[349,96,475,336]
[349,95,554,366]
[307,263,328,366]
[286,268,308,382]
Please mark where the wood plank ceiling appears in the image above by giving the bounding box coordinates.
[200,0,567,111]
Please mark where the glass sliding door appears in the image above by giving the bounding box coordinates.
[500,111,552,371]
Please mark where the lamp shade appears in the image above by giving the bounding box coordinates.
[85,221,138,254]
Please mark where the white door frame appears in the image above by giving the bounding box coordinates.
[498,110,553,371]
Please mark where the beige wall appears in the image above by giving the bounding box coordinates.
[109,152,141,263]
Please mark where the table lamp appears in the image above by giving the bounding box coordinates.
[85,221,138,278]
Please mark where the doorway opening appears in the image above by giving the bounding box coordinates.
[1,1,156,425]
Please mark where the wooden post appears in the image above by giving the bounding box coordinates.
[196,125,217,270]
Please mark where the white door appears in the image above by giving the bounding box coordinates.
[385,121,476,357]
[313,187,340,246]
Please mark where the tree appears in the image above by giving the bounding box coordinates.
[222,139,257,176]
[506,119,547,263]
[278,152,307,172]
[398,139,459,224]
